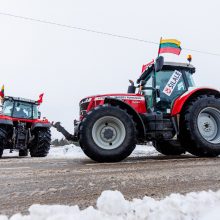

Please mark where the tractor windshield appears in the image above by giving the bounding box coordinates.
[155,70,187,112]
[3,100,38,119]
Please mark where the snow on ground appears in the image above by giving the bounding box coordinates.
[3,144,158,159]
[1,190,220,220]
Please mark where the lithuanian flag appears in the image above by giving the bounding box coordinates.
[0,85,4,98]
[158,38,182,55]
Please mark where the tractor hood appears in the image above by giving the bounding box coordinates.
[79,93,147,118]
[80,93,144,104]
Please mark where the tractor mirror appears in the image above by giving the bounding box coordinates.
[155,56,164,72]
[38,111,41,119]
[127,80,136,93]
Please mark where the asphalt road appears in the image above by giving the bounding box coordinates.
[1,155,220,216]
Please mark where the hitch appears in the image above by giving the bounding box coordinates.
[52,122,78,142]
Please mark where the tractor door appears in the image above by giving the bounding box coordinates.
[155,70,187,113]
[142,72,154,110]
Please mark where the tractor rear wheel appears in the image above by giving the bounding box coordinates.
[0,127,7,158]
[30,129,51,157]
[180,95,220,157]
[79,105,137,162]
[153,140,185,155]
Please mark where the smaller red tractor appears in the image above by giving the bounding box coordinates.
[0,96,51,157]
[53,56,220,162]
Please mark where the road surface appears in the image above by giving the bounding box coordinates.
[0,155,220,216]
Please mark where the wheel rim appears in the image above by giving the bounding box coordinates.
[92,116,126,150]
[197,107,220,144]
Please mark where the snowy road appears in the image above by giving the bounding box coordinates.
[1,147,220,216]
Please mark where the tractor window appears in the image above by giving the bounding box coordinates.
[155,70,186,112]
[142,72,154,109]
[33,105,38,119]
[185,71,195,87]
[2,100,14,116]
[12,102,34,119]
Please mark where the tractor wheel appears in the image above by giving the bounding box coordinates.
[180,94,220,157]
[79,105,137,162]
[153,140,185,155]
[30,129,51,157]
[0,127,7,158]
[19,149,28,157]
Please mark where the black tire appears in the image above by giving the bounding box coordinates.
[30,129,51,157]
[180,94,220,157]
[19,149,28,157]
[79,105,137,162]
[153,140,185,155]
[0,127,7,158]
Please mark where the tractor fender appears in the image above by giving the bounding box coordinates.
[104,97,146,141]
[31,122,51,130]
[171,87,220,116]
[0,119,13,126]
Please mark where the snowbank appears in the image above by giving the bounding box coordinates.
[47,144,158,159]
[3,144,158,159]
[1,190,220,220]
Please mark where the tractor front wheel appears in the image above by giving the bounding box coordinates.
[79,105,137,162]
[153,140,185,156]
[180,95,220,157]
[30,129,51,157]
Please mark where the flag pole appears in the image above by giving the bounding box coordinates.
[157,37,162,57]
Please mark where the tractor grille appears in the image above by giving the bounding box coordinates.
[80,102,89,116]
[79,98,92,117]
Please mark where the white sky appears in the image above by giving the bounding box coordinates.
[0,0,220,138]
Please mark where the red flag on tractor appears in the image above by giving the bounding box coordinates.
[37,93,44,104]
[141,59,154,74]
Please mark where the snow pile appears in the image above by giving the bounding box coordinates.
[1,190,220,220]
[48,145,85,159]
[3,144,158,159]
[47,144,158,159]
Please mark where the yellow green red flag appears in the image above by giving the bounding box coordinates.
[0,85,5,98]
[158,38,182,55]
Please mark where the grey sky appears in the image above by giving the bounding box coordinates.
[0,0,220,138]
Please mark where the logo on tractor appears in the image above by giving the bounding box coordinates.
[163,70,182,96]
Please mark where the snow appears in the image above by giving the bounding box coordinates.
[1,190,220,220]
[2,144,158,159]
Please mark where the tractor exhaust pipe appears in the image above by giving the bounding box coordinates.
[52,122,77,142]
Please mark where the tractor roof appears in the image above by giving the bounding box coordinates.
[137,61,195,83]
[163,62,195,73]
[4,96,38,104]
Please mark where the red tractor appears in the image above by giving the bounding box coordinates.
[53,56,220,162]
[0,96,51,157]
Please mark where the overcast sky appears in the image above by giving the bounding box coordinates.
[0,0,220,138]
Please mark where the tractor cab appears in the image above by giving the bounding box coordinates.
[136,57,196,113]
[2,96,40,120]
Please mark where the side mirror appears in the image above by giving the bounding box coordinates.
[38,111,41,119]
[155,56,164,72]
[127,80,136,93]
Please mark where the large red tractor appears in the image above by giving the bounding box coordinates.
[0,96,51,157]
[53,56,220,162]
